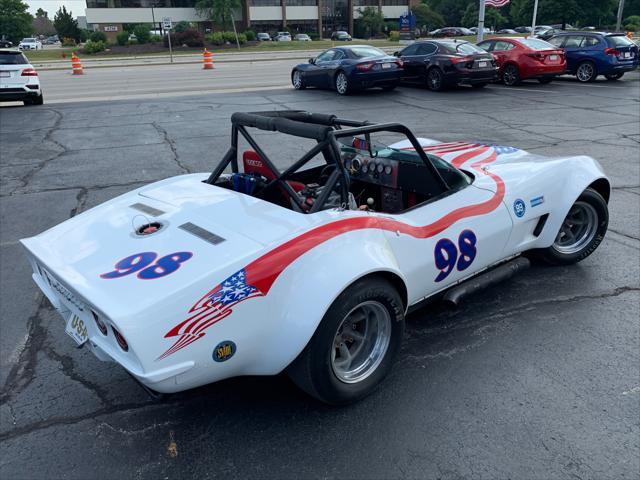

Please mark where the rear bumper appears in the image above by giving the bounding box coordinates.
[352,70,402,89]
[446,69,498,85]
[521,64,566,79]
[0,85,41,102]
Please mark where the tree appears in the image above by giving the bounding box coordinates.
[508,0,617,28]
[413,4,445,31]
[35,7,46,18]
[53,6,80,42]
[461,3,507,29]
[625,15,640,31]
[33,9,55,36]
[0,0,33,43]
[428,0,472,26]
[358,7,385,38]
[195,0,240,30]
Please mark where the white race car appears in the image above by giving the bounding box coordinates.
[21,112,610,404]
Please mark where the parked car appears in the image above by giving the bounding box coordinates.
[477,37,566,85]
[294,34,312,41]
[534,26,559,41]
[18,38,42,50]
[0,49,44,105]
[257,32,271,41]
[547,32,639,82]
[514,26,532,33]
[396,39,497,91]
[331,31,352,41]
[497,29,518,34]
[432,27,472,38]
[291,45,402,95]
[0,39,13,48]
[274,32,292,42]
[551,24,574,30]
[43,35,59,45]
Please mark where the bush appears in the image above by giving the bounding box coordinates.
[89,30,107,43]
[61,37,76,46]
[116,31,129,46]
[79,29,90,42]
[308,32,320,40]
[223,31,236,43]
[165,28,204,47]
[83,39,106,54]
[625,15,640,31]
[388,31,400,42]
[244,30,256,41]
[173,21,191,33]
[133,25,151,44]
[236,33,247,44]
[150,34,162,43]
[206,32,225,45]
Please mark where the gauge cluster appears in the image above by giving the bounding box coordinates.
[344,154,398,189]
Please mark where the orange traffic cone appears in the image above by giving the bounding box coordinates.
[203,48,214,70]
[71,53,83,75]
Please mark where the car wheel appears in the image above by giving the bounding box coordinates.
[532,188,608,265]
[576,61,597,82]
[538,77,553,84]
[292,70,306,90]
[502,64,520,86]
[287,276,405,405]
[472,83,487,88]
[605,72,624,80]
[426,67,444,91]
[335,71,350,95]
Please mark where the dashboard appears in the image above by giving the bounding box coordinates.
[343,153,399,189]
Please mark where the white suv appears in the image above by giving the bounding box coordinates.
[18,38,42,50]
[0,50,44,105]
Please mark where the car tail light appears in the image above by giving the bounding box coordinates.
[526,52,545,60]
[112,326,129,351]
[356,62,375,72]
[395,59,403,68]
[92,311,108,336]
[604,48,620,56]
[450,55,473,65]
[21,68,38,76]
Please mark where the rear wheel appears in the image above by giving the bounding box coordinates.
[576,61,597,82]
[287,276,405,405]
[502,64,520,86]
[335,71,350,95]
[531,188,608,265]
[426,67,444,91]
[23,93,43,106]
[291,70,305,90]
[605,72,624,80]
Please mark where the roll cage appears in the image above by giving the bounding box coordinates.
[205,111,452,213]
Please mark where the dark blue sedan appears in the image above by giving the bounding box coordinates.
[291,45,403,95]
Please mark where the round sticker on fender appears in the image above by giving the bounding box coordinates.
[213,341,236,362]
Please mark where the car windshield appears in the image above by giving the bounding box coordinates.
[0,52,28,65]
[350,46,385,58]
[606,35,634,47]
[22,38,35,42]
[519,38,557,50]
[454,43,485,54]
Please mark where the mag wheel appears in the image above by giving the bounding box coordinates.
[426,68,444,91]
[502,64,520,86]
[287,277,405,405]
[532,188,608,265]
[335,72,350,95]
[292,70,305,89]
[576,61,597,82]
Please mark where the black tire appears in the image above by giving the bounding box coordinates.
[426,67,444,91]
[502,64,520,86]
[33,93,44,105]
[530,188,608,265]
[287,276,405,405]
[335,71,350,95]
[538,77,553,84]
[576,61,597,82]
[472,83,487,88]
[291,69,306,90]
[605,72,624,81]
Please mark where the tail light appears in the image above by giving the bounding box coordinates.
[92,311,108,336]
[395,59,403,68]
[526,52,545,60]
[450,56,474,68]
[21,68,38,76]
[356,62,375,72]
[112,326,129,351]
[604,48,620,56]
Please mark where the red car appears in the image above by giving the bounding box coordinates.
[477,37,566,85]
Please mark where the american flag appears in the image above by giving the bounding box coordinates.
[157,269,263,360]
[485,0,510,7]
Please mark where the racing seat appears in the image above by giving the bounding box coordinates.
[242,150,306,192]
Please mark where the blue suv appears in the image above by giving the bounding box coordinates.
[547,32,638,82]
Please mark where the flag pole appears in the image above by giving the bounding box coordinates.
[531,0,539,36]
[477,0,486,43]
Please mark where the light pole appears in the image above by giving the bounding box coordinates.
[476,0,486,43]
[531,0,539,36]
[616,0,626,31]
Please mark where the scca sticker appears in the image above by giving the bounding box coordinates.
[213,341,236,362]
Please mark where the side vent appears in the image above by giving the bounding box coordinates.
[179,222,226,245]
[130,203,165,217]
[533,214,549,237]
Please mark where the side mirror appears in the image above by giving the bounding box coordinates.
[393,51,400,57]
[309,57,315,64]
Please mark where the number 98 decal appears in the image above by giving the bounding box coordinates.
[100,251,193,280]
[434,230,477,282]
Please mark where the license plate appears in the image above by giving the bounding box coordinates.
[0,72,9,77]
[65,313,89,346]
[549,54,558,61]
[623,52,632,58]
[478,61,487,68]
[382,63,392,69]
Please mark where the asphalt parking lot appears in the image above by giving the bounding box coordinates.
[1,75,639,479]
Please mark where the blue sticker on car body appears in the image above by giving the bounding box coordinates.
[513,199,526,218]
[530,196,544,207]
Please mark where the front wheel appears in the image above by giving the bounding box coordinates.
[335,71,350,95]
[287,276,405,405]
[605,72,624,81]
[576,61,597,82]
[531,188,608,265]
[291,70,305,90]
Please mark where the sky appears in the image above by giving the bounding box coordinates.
[26,0,87,17]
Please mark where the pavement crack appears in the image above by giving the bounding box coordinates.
[152,122,191,174]
[608,228,640,242]
[69,187,89,217]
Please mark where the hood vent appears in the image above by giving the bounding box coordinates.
[130,203,165,217]
[179,222,225,245]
